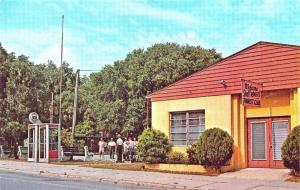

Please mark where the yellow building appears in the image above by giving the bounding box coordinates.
[148,42,300,169]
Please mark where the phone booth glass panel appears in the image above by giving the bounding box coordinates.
[49,126,58,158]
[27,124,59,162]
[28,125,37,162]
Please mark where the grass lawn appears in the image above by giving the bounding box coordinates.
[52,160,213,175]
[82,161,145,171]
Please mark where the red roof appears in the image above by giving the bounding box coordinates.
[148,41,300,102]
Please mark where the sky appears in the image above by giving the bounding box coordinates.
[1,0,300,71]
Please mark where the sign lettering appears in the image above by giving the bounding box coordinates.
[241,79,263,107]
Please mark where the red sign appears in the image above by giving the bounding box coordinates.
[241,79,263,106]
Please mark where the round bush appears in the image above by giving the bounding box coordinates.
[136,128,171,163]
[167,151,185,164]
[186,144,198,164]
[196,128,233,169]
[281,126,300,175]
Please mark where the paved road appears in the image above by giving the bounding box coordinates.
[0,171,160,190]
[0,160,299,190]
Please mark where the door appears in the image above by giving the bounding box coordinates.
[28,125,38,162]
[270,119,289,168]
[247,118,289,168]
[39,126,49,163]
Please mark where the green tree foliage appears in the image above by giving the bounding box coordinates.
[195,128,234,170]
[281,126,300,176]
[61,128,75,146]
[0,48,76,145]
[0,42,221,145]
[136,128,171,163]
[80,43,221,136]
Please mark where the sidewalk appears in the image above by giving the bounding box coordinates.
[0,160,299,190]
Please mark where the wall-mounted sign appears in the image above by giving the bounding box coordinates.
[241,79,263,106]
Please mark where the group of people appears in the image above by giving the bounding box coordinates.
[98,134,138,162]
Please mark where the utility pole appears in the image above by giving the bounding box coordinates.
[71,69,99,139]
[50,92,54,123]
[71,69,79,137]
[146,91,150,129]
[58,15,64,160]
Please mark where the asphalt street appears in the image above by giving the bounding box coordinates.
[0,171,161,190]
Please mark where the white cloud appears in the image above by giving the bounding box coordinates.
[0,26,127,71]
[219,0,285,17]
[133,31,208,49]
[36,44,80,69]
[0,28,83,68]
[87,0,201,25]
[217,23,272,57]
[129,18,139,26]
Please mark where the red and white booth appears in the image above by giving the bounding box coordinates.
[27,113,59,162]
[28,123,59,162]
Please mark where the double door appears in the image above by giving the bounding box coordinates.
[28,125,49,162]
[247,118,289,168]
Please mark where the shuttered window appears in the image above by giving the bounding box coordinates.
[170,111,205,146]
[251,122,266,160]
[272,121,289,160]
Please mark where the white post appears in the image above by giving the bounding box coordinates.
[46,124,49,163]
[27,126,30,161]
[34,125,38,163]
[0,145,3,158]
[17,146,21,158]
[84,145,88,161]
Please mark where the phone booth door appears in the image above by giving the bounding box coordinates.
[28,125,38,162]
[39,125,49,163]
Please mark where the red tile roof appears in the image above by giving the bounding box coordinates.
[148,41,300,102]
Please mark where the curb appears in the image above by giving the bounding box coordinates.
[40,171,190,190]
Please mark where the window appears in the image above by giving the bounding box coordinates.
[170,111,205,146]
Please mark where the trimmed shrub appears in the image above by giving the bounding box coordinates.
[186,144,198,164]
[281,126,300,176]
[167,151,185,164]
[196,128,233,170]
[136,128,171,163]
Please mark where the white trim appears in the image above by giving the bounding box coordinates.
[272,120,289,123]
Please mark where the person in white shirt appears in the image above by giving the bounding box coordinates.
[108,138,116,159]
[116,134,123,162]
[128,137,135,162]
[98,138,105,159]
[123,138,129,161]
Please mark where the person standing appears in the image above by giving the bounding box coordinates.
[116,134,123,162]
[98,138,105,159]
[123,138,129,161]
[128,137,135,162]
[108,138,116,159]
[133,137,138,161]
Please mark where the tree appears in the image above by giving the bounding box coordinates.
[0,45,76,146]
[0,42,221,145]
[79,43,221,137]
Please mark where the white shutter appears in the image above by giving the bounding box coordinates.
[272,121,289,160]
[251,122,266,160]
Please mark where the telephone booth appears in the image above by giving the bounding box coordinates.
[28,124,59,162]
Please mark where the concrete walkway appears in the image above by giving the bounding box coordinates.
[0,160,299,190]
